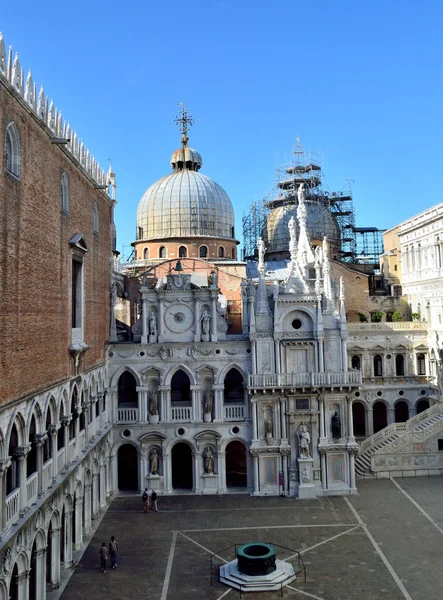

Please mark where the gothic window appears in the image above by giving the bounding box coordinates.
[71,258,83,328]
[179,246,187,258]
[395,354,405,376]
[5,121,20,177]
[60,172,69,214]
[93,202,99,234]
[416,353,426,375]
[138,226,143,240]
[6,424,19,494]
[44,410,51,461]
[199,245,208,258]
[218,246,225,258]
[117,371,138,406]
[27,415,37,477]
[224,368,244,402]
[351,355,361,370]
[69,390,77,440]
[143,247,149,260]
[373,355,383,376]
[159,246,167,259]
[171,370,191,403]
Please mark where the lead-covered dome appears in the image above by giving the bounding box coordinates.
[136,141,235,241]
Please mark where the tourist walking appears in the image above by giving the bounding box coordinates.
[99,542,108,573]
[109,536,119,569]
[151,490,158,512]
[142,488,149,513]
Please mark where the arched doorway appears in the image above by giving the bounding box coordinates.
[29,538,37,600]
[373,402,387,433]
[395,401,409,422]
[226,441,247,488]
[352,402,366,436]
[118,444,138,490]
[9,563,19,600]
[416,399,430,414]
[172,443,193,490]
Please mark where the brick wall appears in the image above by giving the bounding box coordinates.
[0,81,111,406]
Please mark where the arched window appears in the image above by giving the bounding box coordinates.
[395,354,405,376]
[410,246,415,271]
[117,371,138,406]
[351,355,361,370]
[143,247,149,260]
[93,202,99,234]
[373,355,383,376]
[231,226,235,238]
[5,122,20,177]
[231,248,236,259]
[437,238,442,269]
[416,353,426,375]
[224,368,244,402]
[69,390,77,440]
[60,172,69,214]
[199,245,208,258]
[179,246,187,258]
[171,370,191,403]
[159,246,167,259]
[218,246,225,258]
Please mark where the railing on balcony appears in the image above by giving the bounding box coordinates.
[26,471,38,505]
[57,448,65,474]
[5,488,20,528]
[248,371,362,388]
[68,439,76,464]
[117,408,139,423]
[42,458,53,490]
[78,429,86,451]
[171,406,192,422]
[224,404,245,421]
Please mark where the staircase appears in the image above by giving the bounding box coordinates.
[355,402,443,478]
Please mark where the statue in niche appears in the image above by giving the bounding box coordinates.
[149,448,159,475]
[203,389,213,414]
[297,424,311,458]
[331,410,341,439]
[201,310,211,335]
[149,390,158,415]
[149,312,157,336]
[203,446,214,474]
[265,416,273,437]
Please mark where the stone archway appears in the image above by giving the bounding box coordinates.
[171,443,193,490]
[117,444,138,490]
[373,402,387,433]
[352,402,366,436]
[395,401,409,422]
[226,441,247,488]
[416,399,430,414]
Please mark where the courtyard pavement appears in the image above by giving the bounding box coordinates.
[60,477,443,600]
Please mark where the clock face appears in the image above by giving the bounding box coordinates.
[164,304,194,334]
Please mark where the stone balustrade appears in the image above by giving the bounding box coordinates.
[5,488,20,529]
[347,321,427,331]
[248,371,361,389]
[26,472,38,506]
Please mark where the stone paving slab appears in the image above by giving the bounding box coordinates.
[61,482,443,600]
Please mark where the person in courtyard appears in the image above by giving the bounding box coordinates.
[151,490,158,512]
[109,536,119,568]
[99,542,108,573]
[142,488,149,512]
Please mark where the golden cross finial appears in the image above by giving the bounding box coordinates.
[174,103,194,144]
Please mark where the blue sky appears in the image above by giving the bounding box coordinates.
[3,1,443,258]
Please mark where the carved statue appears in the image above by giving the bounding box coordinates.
[240,280,248,303]
[257,237,266,274]
[203,389,213,414]
[265,417,273,437]
[149,448,159,475]
[149,312,157,336]
[288,216,297,247]
[203,446,214,474]
[149,390,158,415]
[297,182,305,205]
[208,270,217,288]
[331,410,341,439]
[201,310,211,335]
[297,424,311,458]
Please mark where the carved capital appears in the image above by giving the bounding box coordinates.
[34,433,48,447]
[47,424,59,435]
[14,445,31,459]
[0,458,12,473]
[61,416,72,427]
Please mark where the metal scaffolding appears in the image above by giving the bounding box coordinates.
[242,140,357,262]
[354,227,385,265]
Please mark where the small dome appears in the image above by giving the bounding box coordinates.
[170,146,202,171]
[264,200,340,255]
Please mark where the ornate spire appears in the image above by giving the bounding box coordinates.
[297,183,315,270]
[174,102,194,146]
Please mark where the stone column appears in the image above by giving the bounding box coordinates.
[252,453,260,495]
[210,291,218,342]
[108,387,117,426]
[280,398,287,440]
[35,434,47,498]
[318,337,325,372]
[92,474,99,519]
[159,386,170,422]
[347,397,355,442]
[110,453,118,495]
[164,453,172,493]
[61,416,71,469]
[99,465,106,507]
[366,408,374,436]
[33,547,47,600]
[274,339,281,374]
[141,297,148,344]
[193,452,201,492]
[63,510,73,568]
[282,452,289,495]
[74,495,83,550]
[341,332,348,372]
[50,526,61,589]
[0,458,11,534]
[137,386,148,423]
[275,401,281,441]
[158,293,165,341]
[194,297,201,342]
[48,425,58,482]
[83,484,92,534]
[212,384,224,422]
[217,451,226,493]
[251,340,257,375]
[320,452,327,490]
[191,386,202,422]
[349,452,357,492]
[15,569,30,600]
[319,395,326,440]
[251,400,258,441]
[387,407,395,425]
[15,446,30,516]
